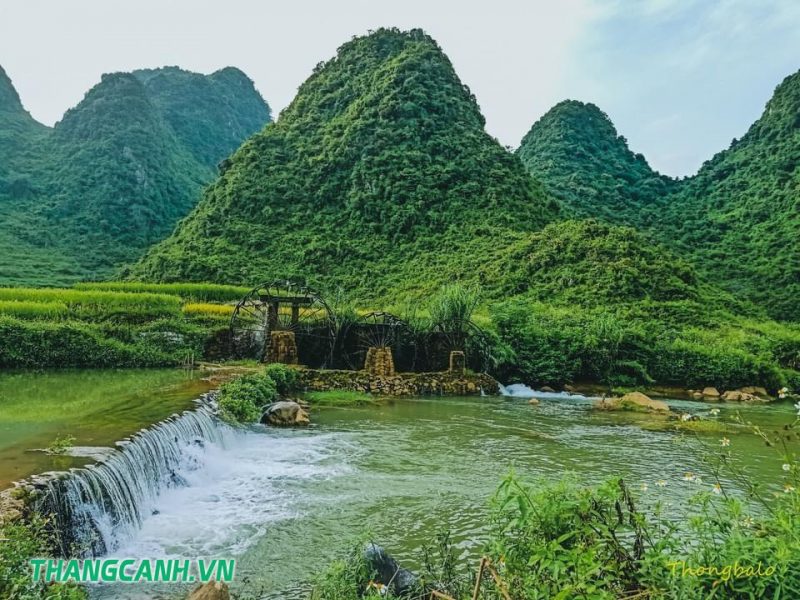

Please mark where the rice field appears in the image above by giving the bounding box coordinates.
[74,282,250,302]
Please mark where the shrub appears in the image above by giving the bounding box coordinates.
[264,363,299,395]
[0,515,87,599]
[217,371,279,424]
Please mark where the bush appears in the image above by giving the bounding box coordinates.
[217,371,279,424]
[0,515,87,599]
[0,316,176,368]
[264,363,299,395]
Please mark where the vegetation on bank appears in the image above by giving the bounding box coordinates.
[303,390,383,407]
[0,515,86,599]
[0,284,232,369]
[217,364,298,424]
[312,410,800,599]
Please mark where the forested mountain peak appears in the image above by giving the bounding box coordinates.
[516,99,674,225]
[131,27,559,294]
[54,72,164,142]
[0,65,271,287]
[132,66,271,166]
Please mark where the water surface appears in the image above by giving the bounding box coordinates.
[0,369,215,488]
[90,393,795,599]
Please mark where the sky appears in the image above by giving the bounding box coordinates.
[0,0,798,177]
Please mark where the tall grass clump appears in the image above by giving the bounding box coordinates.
[429,283,481,328]
[75,282,250,302]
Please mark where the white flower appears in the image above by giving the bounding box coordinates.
[709,408,720,416]
[640,483,648,492]
[682,472,696,482]
[712,483,722,494]
[656,479,667,487]
[783,463,791,472]
[681,413,692,422]
[784,484,795,494]
[741,516,754,528]
[721,437,731,447]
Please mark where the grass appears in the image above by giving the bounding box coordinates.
[0,287,182,320]
[303,390,384,407]
[75,281,250,302]
[0,300,68,318]
[183,302,235,317]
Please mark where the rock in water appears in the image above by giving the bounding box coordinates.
[702,387,720,398]
[260,401,310,426]
[187,582,230,600]
[362,543,419,597]
[595,392,669,413]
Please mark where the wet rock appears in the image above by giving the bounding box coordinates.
[528,398,540,405]
[595,392,668,413]
[563,384,576,393]
[540,386,556,393]
[721,390,767,403]
[261,401,310,427]
[362,543,419,597]
[702,387,720,398]
[187,581,230,600]
[738,386,769,397]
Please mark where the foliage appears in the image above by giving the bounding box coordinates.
[310,540,397,600]
[429,283,482,328]
[264,363,299,395]
[0,65,270,287]
[217,370,279,424]
[0,515,87,599]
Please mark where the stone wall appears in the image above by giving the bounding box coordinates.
[295,368,499,396]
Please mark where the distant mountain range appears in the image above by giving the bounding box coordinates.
[0,65,270,286]
[518,72,800,321]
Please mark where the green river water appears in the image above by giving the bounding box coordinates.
[0,370,795,599]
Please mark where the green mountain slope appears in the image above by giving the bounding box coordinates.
[131,28,560,298]
[664,70,800,321]
[517,100,674,226]
[0,65,270,286]
[517,73,799,321]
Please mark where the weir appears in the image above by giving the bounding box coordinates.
[35,399,226,557]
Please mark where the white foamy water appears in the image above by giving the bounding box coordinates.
[499,383,591,400]
[109,427,351,560]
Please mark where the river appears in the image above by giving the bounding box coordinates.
[1,370,793,599]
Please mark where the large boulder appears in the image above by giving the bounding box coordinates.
[595,392,668,413]
[721,390,767,403]
[362,543,419,597]
[738,386,769,397]
[187,582,230,600]
[702,387,720,398]
[619,392,669,412]
[260,401,310,427]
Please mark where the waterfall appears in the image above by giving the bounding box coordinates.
[36,401,226,557]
